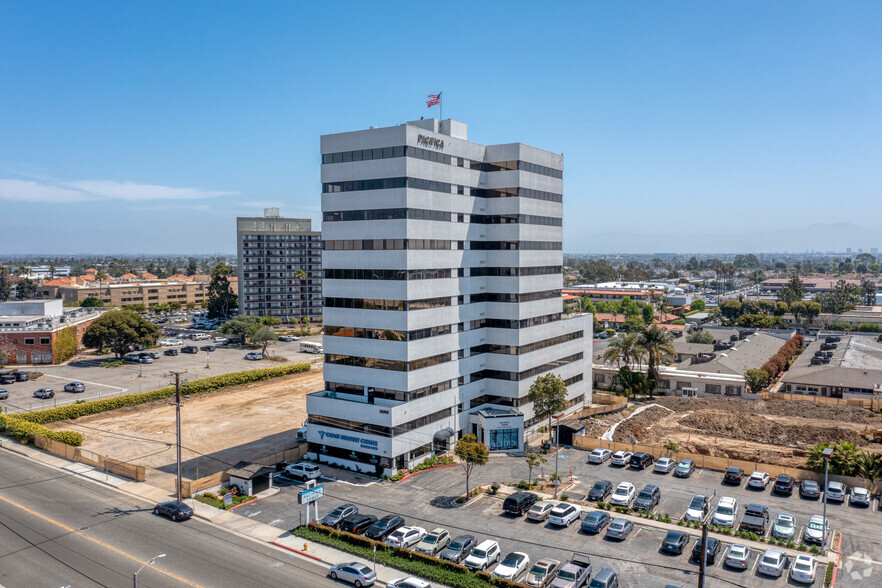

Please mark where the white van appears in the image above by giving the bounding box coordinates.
[299,341,323,354]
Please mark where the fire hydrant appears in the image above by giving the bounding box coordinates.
[303,542,308,551]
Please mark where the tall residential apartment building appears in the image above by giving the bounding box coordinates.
[306,119,591,475]
[236,208,322,322]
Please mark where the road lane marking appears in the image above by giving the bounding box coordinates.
[0,494,202,587]
[41,373,127,392]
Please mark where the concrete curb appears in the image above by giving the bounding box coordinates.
[273,541,323,561]
[830,532,843,586]
[395,463,457,482]
[230,497,260,510]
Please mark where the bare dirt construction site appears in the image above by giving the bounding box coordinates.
[587,396,882,467]
[49,369,323,491]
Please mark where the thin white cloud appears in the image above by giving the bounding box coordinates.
[131,203,213,212]
[0,177,237,203]
[241,200,284,208]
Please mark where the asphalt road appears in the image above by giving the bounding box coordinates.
[0,449,339,588]
[0,335,322,414]
[251,448,882,587]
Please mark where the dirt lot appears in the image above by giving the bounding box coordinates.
[50,369,323,490]
[595,397,882,467]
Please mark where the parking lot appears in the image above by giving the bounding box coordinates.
[243,447,882,587]
[0,333,323,414]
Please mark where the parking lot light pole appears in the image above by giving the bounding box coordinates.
[822,447,834,548]
[133,553,165,588]
[553,413,563,499]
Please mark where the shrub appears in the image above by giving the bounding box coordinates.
[100,359,123,367]
[14,362,311,425]
[517,481,530,489]
[560,494,569,501]
[825,558,834,586]
[0,414,83,446]
[194,491,255,510]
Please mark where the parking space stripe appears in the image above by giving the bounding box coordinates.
[41,373,127,391]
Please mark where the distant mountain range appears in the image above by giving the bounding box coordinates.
[572,223,882,255]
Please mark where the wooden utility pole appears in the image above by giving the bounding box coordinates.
[166,371,187,502]
[698,522,708,588]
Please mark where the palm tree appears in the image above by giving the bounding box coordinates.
[293,269,307,326]
[602,332,646,368]
[856,452,882,486]
[637,325,676,393]
[94,271,109,287]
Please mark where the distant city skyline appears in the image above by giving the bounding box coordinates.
[2,2,881,254]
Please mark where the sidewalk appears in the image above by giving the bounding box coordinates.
[0,434,436,586]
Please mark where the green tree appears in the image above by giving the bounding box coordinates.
[15,278,37,300]
[207,262,238,319]
[686,330,714,344]
[82,309,159,356]
[638,325,676,396]
[620,296,639,317]
[51,325,79,363]
[861,279,877,306]
[218,315,264,343]
[80,296,104,308]
[621,315,646,333]
[454,434,489,502]
[528,373,569,442]
[152,303,170,314]
[641,304,654,325]
[525,453,546,485]
[719,300,742,320]
[186,258,199,276]
[186,301,197,310]
[0,335,16,367]
[0,266,11,301]
[94,271,109,286]
[251,326,276,356]
[613,365,653,399]
[804,301,821,324]
[856,452,882,486]
[744,369,770,394]
[602,332,646,368]
[293,269,307,324]
[168,301,182,311]
[790,301,806,323]
[691,299,706,312]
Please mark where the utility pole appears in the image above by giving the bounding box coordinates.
[166,371,187,503]
[698,521,708,588]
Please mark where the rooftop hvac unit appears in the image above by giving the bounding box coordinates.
[730,334,739,342]
[820,343,838,351]
[825,336,841,343]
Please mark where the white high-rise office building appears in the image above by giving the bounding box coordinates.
[306,119,591,475]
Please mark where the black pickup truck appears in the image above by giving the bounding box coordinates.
[739,504,770,535]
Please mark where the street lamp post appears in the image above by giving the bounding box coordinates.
[133,553,165,588]
[553,413,563,499]
[822,447,834,548]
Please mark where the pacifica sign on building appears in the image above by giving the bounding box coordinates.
[417,134,445,150]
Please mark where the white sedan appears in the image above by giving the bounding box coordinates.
[385,526,426,549]
[789,555,818,584]
[492,552,530,581]
[610,451,633,466]
[387,579,431,588]
[747,471,771,489]
[588,448,612,464]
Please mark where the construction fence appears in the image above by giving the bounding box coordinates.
[763,391,882,411]
[579,393,628,418]
[35,435,146,482]
[181,443,308,497]
[572,435,882,493]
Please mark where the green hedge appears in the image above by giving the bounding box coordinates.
[0,414,84,446]
[14,362,311,425]
[294,524,520,588]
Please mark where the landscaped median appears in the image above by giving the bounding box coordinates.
[293,523,521,588]
[0,362,311,445]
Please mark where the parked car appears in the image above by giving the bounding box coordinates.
[33,388,54,399]
[772,513,797,540]
[0,373,15,384]
[790,554,819,584]
[328,562,377,587]
[199,345,216,352]
[800,479,822,499]
[673,459,695,478]
[364,514,405,540]
[181,345,199,354]
[605,518,634,541]
[503,491,538,516]
[152,500,193,521]
[164,348,180,356]
[772,474,795,495]
[661,530,690,554]
[548,503,582,526]
[588,448,612,464]
[633,485,660,511]
[723,466,744,485]
[321,504,358,528]
[551,555,592,588]
[724,544,751,569]
[244,352,263,360]
[386,526,426,549]
[711,497,738,527]
[850,487,871,507]
[684,495,709,522]
[527,501,555,522]
[414,527,451,556]
[610,451,633,466]
[524,557,561,587]
[691,537,721,565]
[747,471,771,490]
[13,371,29,382]
[493,552,530,581]
[214,336,227,343]
[739,504,770,535]
[587,568,618,588]
[464,539,500,571]
[387,578,430,588]
[826,481,847,503]
[588,480,613,501]
[803,515,827,545]
[278,335,300,342]
[0,389,8,400]
[609,482,636,507]
[285,462,321,480]
[580,511,611,534]
[653,457,676,473]
[757,548,787,577]
[439,534,475,563]
[340,514,378,534]
[63,382,85,393]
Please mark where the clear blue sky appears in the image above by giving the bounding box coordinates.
[2,1,881,255]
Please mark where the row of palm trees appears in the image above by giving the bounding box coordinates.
[602,325,677,387]
[806,441,882,484]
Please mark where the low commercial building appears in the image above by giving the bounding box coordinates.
[39,279,210,308]
[0,300,101,365]
[782,334,882,398]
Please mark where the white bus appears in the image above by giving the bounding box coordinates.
[299,341,323,354]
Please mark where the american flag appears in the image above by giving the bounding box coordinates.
[426,92,441,107]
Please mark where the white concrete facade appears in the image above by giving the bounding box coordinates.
[307,119,591,475]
